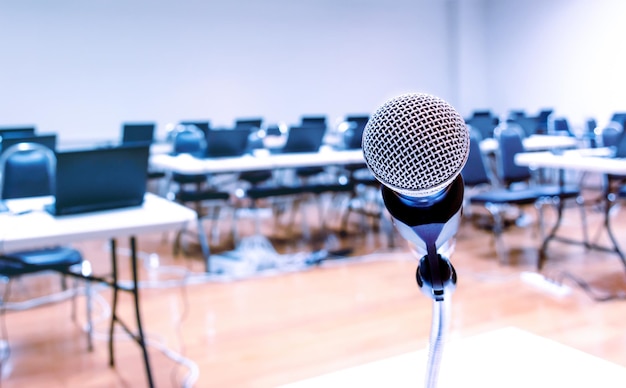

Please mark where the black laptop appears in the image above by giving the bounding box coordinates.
[1,133,57,154]
[46,144,150,216]
[122,123,156,145]
[0,126,36,139]
[280,125,327,153]
[205,128,251,157]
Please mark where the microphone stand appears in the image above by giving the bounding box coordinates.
[415,250,457,388]
[424,291,451,388]
[379,182,461,388]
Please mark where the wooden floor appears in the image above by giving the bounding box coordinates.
[1,193,626,387]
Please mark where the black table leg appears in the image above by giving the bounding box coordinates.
[107,237,155,387]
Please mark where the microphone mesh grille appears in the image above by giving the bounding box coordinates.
[362,93,470,196]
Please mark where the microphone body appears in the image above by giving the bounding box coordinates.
[361,93,469,301]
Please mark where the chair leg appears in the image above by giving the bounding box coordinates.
[486,203,507,264]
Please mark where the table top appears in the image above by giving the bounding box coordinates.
[0,193,196,254]
[151,135,581,176]
[480,134,579,154]
[515,147,626,175]
[150,148,366,175]
[279,327,626,388]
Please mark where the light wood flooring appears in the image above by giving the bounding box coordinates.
[0,192,625,387]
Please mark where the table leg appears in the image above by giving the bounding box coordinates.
[130,236,155,388]
[109,239,118,367]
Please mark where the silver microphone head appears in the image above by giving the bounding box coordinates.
[362,93,470,197]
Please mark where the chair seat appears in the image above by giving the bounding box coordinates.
[176,189,230,203]
[469,187,544,205]
[308,182,355,194]
[534,184,581,198]
[245,185,306,200]
[0,247,83,275]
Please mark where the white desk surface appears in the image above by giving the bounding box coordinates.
[151,135,580,176]
[0,193,196,253]
[480,134,579,154]
[280,327,626,388]
[150,149,366,175]
[515,147,626,175]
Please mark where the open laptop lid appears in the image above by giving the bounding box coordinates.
[205,128,251,157]
[49,144,150,216]
[1,133,57,155]
[122,123,156,145]
[280,125,326,153]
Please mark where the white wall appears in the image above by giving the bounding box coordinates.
[0,0,453,142]
[484,0,626,130]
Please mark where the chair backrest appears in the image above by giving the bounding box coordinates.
[509,115,539,137]
[170,125,207,157]
[601,123,623,148]
[495,123,532,187]
[343,115,370,149]
[551,117,573,136]
[461,129,492,187]
[465,114,499,139]
[0,143,55,199]
[179,121,211,140]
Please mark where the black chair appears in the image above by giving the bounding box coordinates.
[534,109,554,134]
[465,110,499,139]
[600,123,623,148]
[462,130,551,262]
[551,117,575,137]
[508,113,540,138]
[495,124,588,267]
[0,143,93,350]
[166,126,231,272]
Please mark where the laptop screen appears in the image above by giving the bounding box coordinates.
[122,123,155,145]
[1,133,57,155]
[205,128,251,157]
[281,125,326,153]
[50,144,150,216]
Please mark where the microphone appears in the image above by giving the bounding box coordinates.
[362,93,470,301]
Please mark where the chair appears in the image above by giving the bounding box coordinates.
[166,126,231,272]
[495,123,588,267]
[534,109,554,134]
[508,113,540,138]
[465,110,499,139]
[0,143,93,350]
[462,130,550,262]
[464,124,587,265]
[599,123,623,148]
[550,117,575,137]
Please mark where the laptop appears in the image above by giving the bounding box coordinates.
[1,133,57,154]
[46,144,150,216]
[280,125,327,153]
[205,128,251,157]
[122,123,155,145]
[0,126,36,139]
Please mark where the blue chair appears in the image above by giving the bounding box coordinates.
[166,125,232,272]
[0,142,93,350]
[495,124,588,267]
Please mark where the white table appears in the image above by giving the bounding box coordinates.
[0,194,196,388]
[515,148,626,269]
[279,327,626,388]
[480,134,579,154]
[150,148,367,175]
